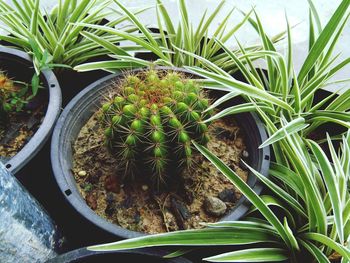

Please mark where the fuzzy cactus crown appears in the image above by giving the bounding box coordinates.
[101,69,213,185]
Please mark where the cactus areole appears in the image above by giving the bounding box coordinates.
[101,70,213,186]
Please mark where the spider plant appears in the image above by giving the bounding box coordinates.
[177,0,350,149]
[87,129,350,262]
[0,0,148,93]
[74,0,284,73]
[82,0,350,262]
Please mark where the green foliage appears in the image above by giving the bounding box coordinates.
[85,0,350,262]
[0,71,30,138]
[74,0,285,73]
[101,69,212,185]
[88,122,350,263]
[187,1,350,140]
[0,0,147,70]
[0,0,150,98]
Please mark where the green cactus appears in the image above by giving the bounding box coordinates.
[101,70,213,186]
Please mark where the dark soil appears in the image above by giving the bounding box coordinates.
[72,109,248,234]
[0,92,47,161]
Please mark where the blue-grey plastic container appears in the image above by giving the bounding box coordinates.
[0,163,62,262]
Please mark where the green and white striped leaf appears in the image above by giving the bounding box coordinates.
[204,248,288,262]
[88,227,277,251]
[259,117,309,148]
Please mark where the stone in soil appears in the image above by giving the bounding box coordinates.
[242,150,249,159]
[78,170,87,177]
[218,189,237,203]
[204,196,227,217]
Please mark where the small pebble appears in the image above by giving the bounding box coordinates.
[242,150,249,158]
[142,185,149,191]
[204,196,227,217]
[78,170,87,177]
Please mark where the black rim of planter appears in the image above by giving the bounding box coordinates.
[46,247,192,263]
[51,67,270,239]
[0,46,61,174]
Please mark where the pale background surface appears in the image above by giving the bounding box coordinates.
[4,0,350,92]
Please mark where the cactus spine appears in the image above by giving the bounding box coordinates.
[101,70,213,185]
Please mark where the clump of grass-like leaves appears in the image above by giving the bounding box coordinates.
[74,0,284,73]
[182,0,350,151]
[87,130,350,262]
[83,0,350,262]
[0,0,148,89]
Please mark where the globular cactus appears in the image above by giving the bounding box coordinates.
[101,70,213,186]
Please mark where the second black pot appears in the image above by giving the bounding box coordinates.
[0,46,61,174]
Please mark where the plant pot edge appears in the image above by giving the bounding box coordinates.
[0,45,62,174]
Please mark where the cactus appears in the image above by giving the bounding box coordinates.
[0,72,15,139]
[101,70,213,186]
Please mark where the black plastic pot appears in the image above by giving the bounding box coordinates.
[47,247,192,263]
[51,67,270,239]
[56,68,109,107]
[0,46,61,174]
